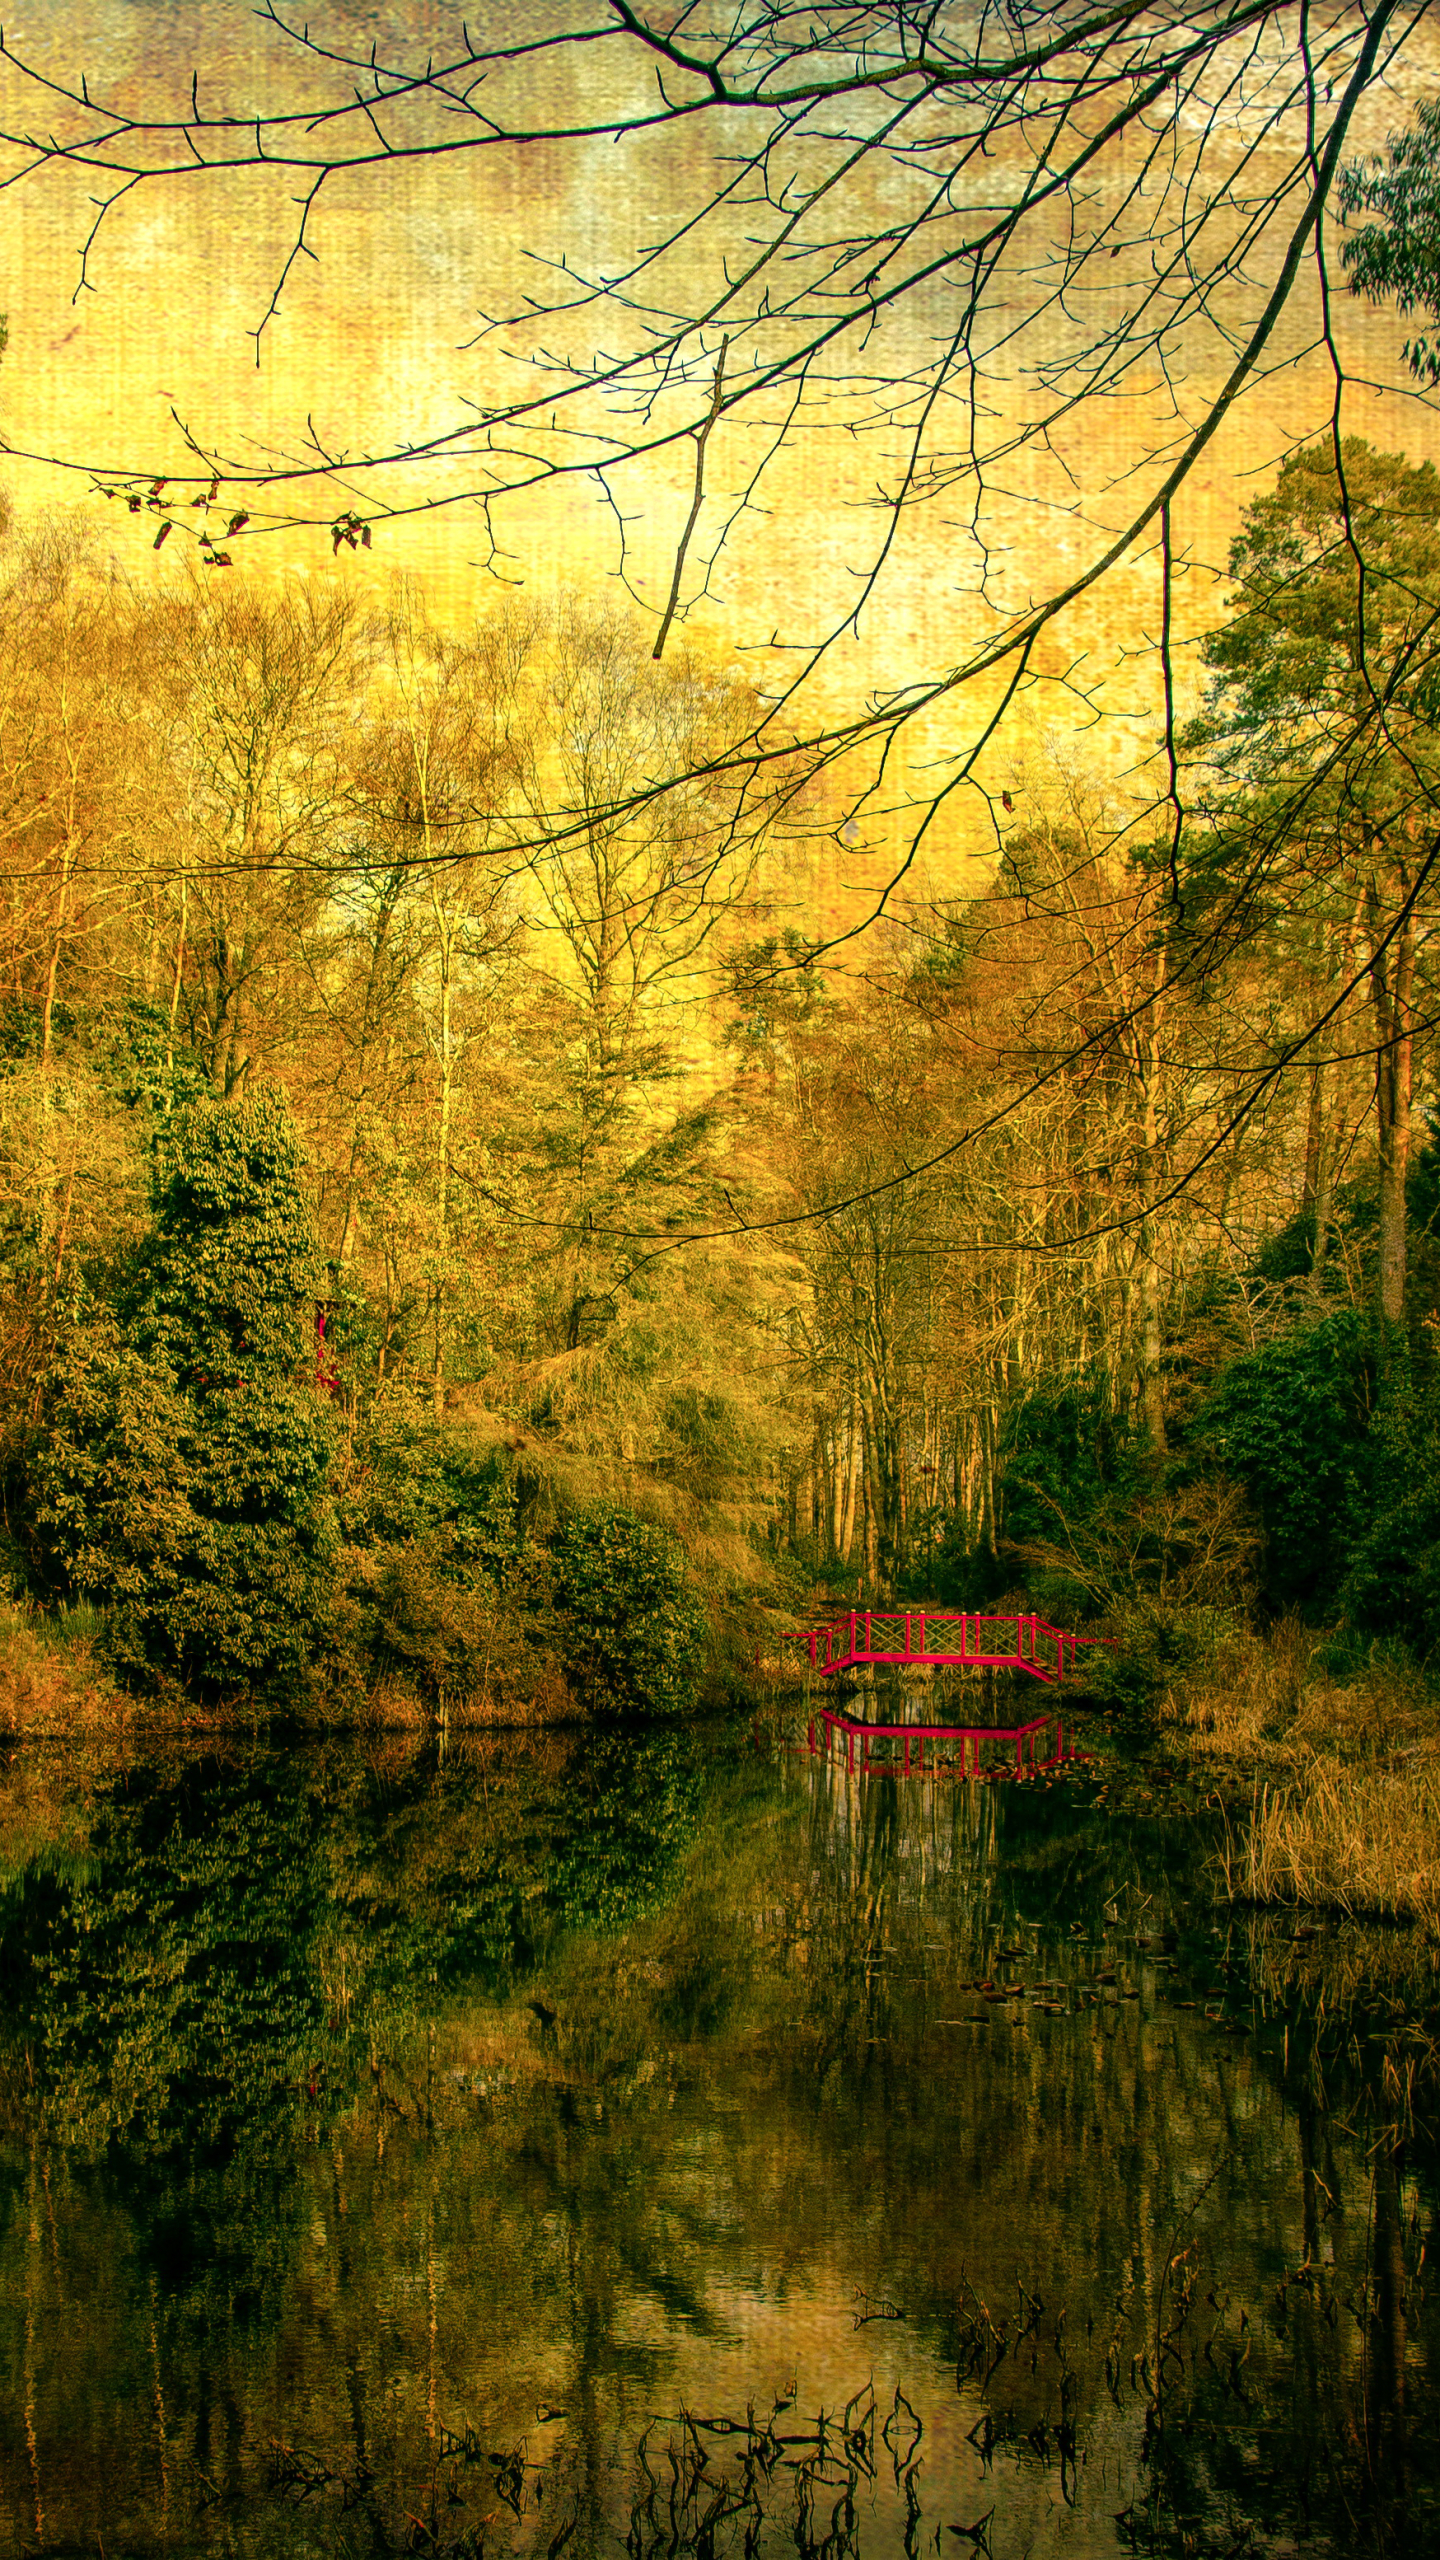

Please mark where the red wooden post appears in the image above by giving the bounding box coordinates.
[864,1609,872,1656]
[904,1610,911,1656]
[808,1632,818,1667]
[849,1609,858,1661]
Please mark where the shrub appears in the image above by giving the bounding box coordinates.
[1337,1387,1440,1651]
[1192,1311,1374,1613]
[998,1378,1126,1550]
[551,1502,706,1716]
[29,1091,337,1695]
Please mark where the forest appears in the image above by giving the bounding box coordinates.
[1,427,1438,1739]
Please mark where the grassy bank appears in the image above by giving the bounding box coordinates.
[0,1594,570,1737]
[0,1598,133,1738]
[1155,1615,1440,1931]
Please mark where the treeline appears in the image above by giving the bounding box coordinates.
[2,438,1439,1705]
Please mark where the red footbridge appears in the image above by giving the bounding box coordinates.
[775,1607,1111,1686]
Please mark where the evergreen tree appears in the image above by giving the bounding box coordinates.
[32,1090,337,1693]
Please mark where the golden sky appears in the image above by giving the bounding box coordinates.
[3,3,1440,918]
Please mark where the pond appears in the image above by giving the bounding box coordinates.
[0,1712,1435,2559]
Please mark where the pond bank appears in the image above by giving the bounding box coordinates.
[1154,1614,1440,1934]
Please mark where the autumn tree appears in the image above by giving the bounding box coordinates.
[158,576,360,1097]
[334,581,521,1417]
[1188,438,1440,1332]
[484,603,801,1361]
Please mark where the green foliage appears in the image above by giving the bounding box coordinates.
[902,1514,1011,1609]
[1341,99,1440,386]
[131,1089,322,1378]
[96,999,211,1128]
[1200,439,1440,751]
[337,1398,535,1701]
[342,1394,522,1576]
[1193,1313,1374,1613]
[29,1091,337,1693]
[998,1379,1125,1551]
[1338,1387,1440,1652]
[552,1502,706,1716]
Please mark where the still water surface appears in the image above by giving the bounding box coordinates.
[0,1716,1435,2558]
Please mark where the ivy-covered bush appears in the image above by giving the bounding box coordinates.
[1192,1311,1373,1613]
[551,1501,706,1716]
[30,1090,337,1694]
[1337,1386,1440,1648]
[998,1377,1126,1551]
[335,1396,536,1702]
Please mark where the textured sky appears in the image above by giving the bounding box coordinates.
[3,5,1439,907]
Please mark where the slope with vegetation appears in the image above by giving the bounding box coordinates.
[0,443,1437,1853]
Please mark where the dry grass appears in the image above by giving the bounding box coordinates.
[1162,1614,1431,1765]
[0,1597,130,1738]
[1158,1615,1440,1933]
[360,1664,575,1731]
[1221,1762,1440,1933]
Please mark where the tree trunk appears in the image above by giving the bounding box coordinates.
[1369,875,1416,1334]
[1138,1026,1168,1455]
[39,840,74,1073]
[431,932,454,1423]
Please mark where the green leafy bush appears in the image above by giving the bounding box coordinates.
[1192,1312,1373,1613]
[998,1379,1126,1550]
[551,1502,706,1716]
[30,1091,337,1694]
[1337,1388,1440,1650]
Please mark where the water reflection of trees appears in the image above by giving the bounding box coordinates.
[0,1739,1436,2555]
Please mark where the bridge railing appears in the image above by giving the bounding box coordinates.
[776,1608,1113,1684]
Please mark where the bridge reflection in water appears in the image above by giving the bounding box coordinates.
[807,1699,1081,1781]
